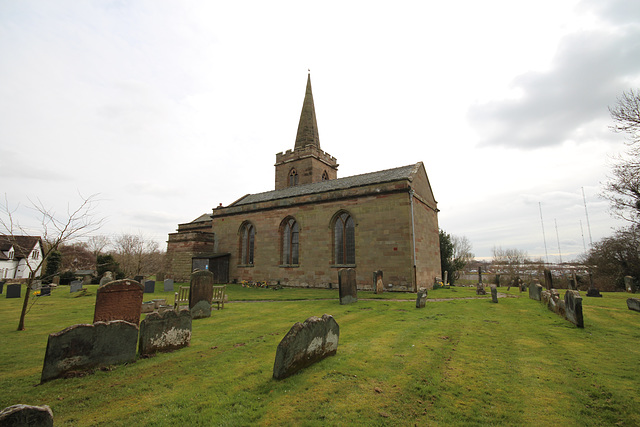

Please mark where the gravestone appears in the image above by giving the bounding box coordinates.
[151,298,166,309]
[625,276,637,293]
[476,283,486,295]
[491,285,498,303]
[41,320,139,383]
[69,280,83,293]
[586,272,602,297]
[416,288,427,308]
[163,278,174,292]
[40,286,51,296]
[138,309,192,356]
[52,275,60,286]
[93,279,144,325]
[529,283,543,301]
[144,280,155,294]
[519,282,527,293]
[134,275,144,283]
[99,271,113,287]
[443,270,448,285]
[6,284,20,299]
[0,281,5,294]
[564,290,584,328]
[189,270,214,319]
[478,266,483,284]
[156,272,165,282]
[543,269,553,290]
[338,268,357,305]
[83,275,92,286]
[627,298,640,312]
[141,301,155,313]
[0,404,54,427]
[494,274,500,287]
[373,270,383,294]
[273,314,339,380]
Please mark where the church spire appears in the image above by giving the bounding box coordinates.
[294,72,321,150]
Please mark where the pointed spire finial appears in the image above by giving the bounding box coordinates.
[294,73,320,150]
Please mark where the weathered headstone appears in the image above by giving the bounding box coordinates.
[373,270,384,294]
[6,284,20,299]
[52,275,60,286]
[338,268,357,305]
[39,286,51,296]
[416,288,427,308]
[0,281,4,294]
[156,272,165,282]
[99,271,113,287]
[494,274,500,287]
[93,279,144,325]
[476,283,486,295]
[443,270,448,285]
[627,298,640,312]
[83,275,92,286]
[564,290,584,328]
[41,320,139,383]
[69,280,83,293]
[138,309,192,356]
[163,278,174,292]
[478,266,483,284]
[544,269,553,290]
[189,270,214,319]
[491,285,498,303]
[273,314,339,380]
[0,404,54,427]
[625,276,637,293]
[144,280,155,294]
[529,283,543,301]
[586,272,602,297]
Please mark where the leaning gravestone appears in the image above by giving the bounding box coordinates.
[338,268,357,305]
[6,284,20,299]
[69,280,83,293]
[544,269,553,290]
[564,290,584,328]
[41,320,138,383]
[491,285,498,303]
[189,270,214,319]
[627,298,640,313]
[0,404,54,427]
[529,283,543,301]
[373,270,384,294]
[144,280,155,294]
[416,288,428,308]
[163,278,174,292]
[93,279,144,325]
[273,314,339,380]
[138,310,192,356]
[625,276,637,293]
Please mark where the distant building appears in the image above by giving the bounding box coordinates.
[0,235,44,280]
[166,74,441,291]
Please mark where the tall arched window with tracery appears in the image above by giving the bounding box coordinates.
[333,211,355,265]
[240,222,255,265]
[289,169,299,187]
[281,217,299,265]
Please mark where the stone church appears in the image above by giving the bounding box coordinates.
[166,74,441,291]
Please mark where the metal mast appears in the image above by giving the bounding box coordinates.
[539,202,549,264]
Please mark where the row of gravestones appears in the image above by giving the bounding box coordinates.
[528,283,584,327]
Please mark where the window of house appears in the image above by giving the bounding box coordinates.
[240,223,255,265]
[282,217,299,265]
[334,212,355,265]
[289,169,299,187]
[32,250,39,260]
[8,250,14,260]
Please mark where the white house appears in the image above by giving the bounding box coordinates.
[0,235,44,280]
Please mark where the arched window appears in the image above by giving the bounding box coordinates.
[289,169,299,187]
[322,171,329,181]
[240,222,255,265]
[281,217,299,265]
[333,212,355,265]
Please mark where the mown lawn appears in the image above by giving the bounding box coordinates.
[0,284,639,426]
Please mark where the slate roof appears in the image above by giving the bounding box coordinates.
[0,235,42,259]
[231,163,420,207]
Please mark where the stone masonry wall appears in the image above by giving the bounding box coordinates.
[166,231,216,282]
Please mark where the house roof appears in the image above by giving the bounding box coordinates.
[0,235,42,259]
[230,163,421,207]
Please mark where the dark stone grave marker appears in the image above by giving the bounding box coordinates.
[6,284,20,299]
[491,285,498,303]
[0,281,4,294]
[93,279,144,325]
[564,290,584,328]
[0,404,54,427]
[139,310,192,356]
[338,268,357,305]
[69,280,83,293]
[529,283,543,301]
[627,298,640,312]
[189,270,214,319]
[144,280,155,293]
[40,286,51,296]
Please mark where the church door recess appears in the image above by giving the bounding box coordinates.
[192,254,230,284]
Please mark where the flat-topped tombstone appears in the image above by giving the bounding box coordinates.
[41,320,138,383]
[338,268,357,305]
[564,290,584,328]
[491,285,498,303]
[273,314,339,380]
[373,270,384,294]
[416,288,428,308]
[163,278,174,292]
[144,280,155,294]
[141,301,155,313]
[6,284,20,299]
[0,404,54,427]
[93,279,144,325]
[529,283,543,301]
[627,298,640,312]
[138,310,192,356]
[70,280,83,293]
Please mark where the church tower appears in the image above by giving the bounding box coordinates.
[275,73,338,190]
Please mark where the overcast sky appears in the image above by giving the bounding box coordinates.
[1,0,639,261]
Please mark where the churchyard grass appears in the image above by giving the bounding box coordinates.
[1,284,639,425]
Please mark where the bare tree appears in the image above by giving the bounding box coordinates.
[0,194,104,331]
[491,246,529,283]
[603,89,640,225]
[452,235,475,267]
[112,233,164,278]
[86,235,111,258]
